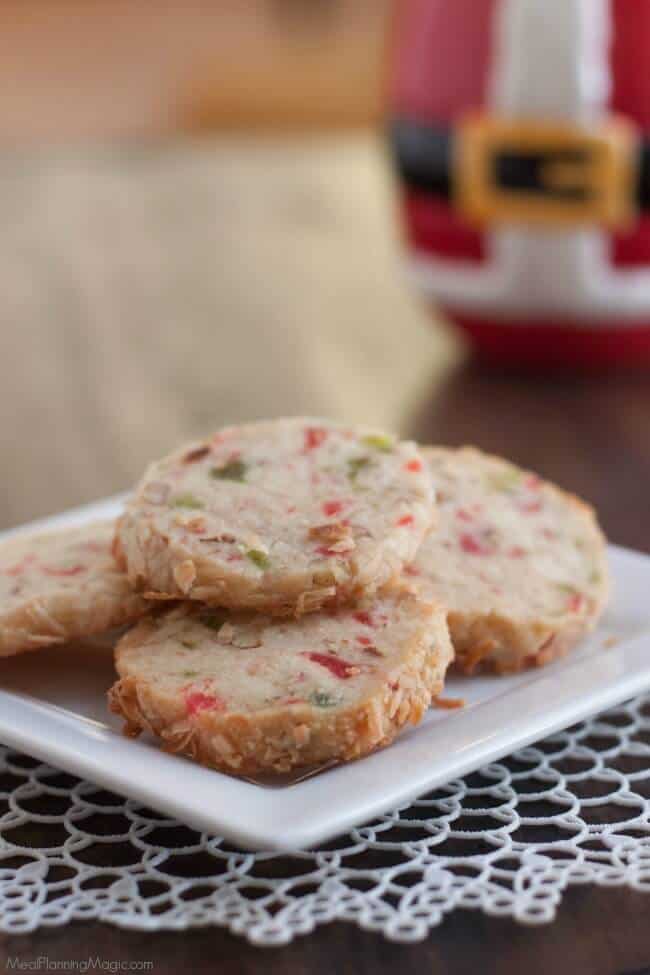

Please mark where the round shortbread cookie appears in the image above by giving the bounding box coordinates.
[108,589,453,775]
[0,520,148,657]
[116,418,435,615]
[408,447,609,674]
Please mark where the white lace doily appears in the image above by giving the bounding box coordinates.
[2,693,650,946]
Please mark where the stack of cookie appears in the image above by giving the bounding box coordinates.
[0,418,608,776]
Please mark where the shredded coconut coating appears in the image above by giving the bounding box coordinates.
[0,520,148,657]
[108,589,453,775]
[409,447,609,674]
[116,418,435,614]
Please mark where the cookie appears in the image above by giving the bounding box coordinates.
[0,520,148,657]
[408,447,609,674]
[108,589,452,775]
[115,418,435,615]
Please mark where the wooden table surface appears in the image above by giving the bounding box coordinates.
[1,137,650,974]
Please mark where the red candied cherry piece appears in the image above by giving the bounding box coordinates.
[323,500,344,517]
[507,546,526,558]
[304,427,328,451]
[4,554,36,577]
[567,592,585,612]
[403,565,420,577]
[455,508,474,523]
[315,546,339,558]
[460,533,495,556]
[302,652,358,679]
[353,610,376,628]
[185,690,226,715]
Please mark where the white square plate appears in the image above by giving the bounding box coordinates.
[1,497,649,851]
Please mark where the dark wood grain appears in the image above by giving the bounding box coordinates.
[409,360,650,554]
[2,886,650,975]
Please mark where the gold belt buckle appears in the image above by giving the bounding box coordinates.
[455,114,637,229]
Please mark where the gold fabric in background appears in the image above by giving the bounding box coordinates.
[0,137,458,528]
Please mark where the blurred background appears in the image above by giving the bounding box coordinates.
[0,0,460,529]
[0,0,646,550]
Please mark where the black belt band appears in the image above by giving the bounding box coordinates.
[391,119,454,200]
[391,116,650,215]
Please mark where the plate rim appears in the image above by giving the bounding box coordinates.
[0,497,649,851]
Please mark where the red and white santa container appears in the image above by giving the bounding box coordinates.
[390,0,650,367]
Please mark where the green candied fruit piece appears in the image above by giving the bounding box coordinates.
[180,639,197,650]
[347,455,372,482]
[487,468,522,493]
[310,690,338,708]
[246,549,270,570]
[362,434,394,453]
[556,581,578,595]
[210,459,247,482]
[171,493,205,509]
[589,568,602,585]
[181,669,199,677]
[199,610,229,632]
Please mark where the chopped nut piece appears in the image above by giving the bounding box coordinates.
[292,724,311,746]
[231,628,263,649]
[173,559,197,593]
[143,482,170,505]
[309,522,355,551]
[329,537,355,554]
[295,587,337,616]
[216,622,234,645]
[174,515,207,534]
